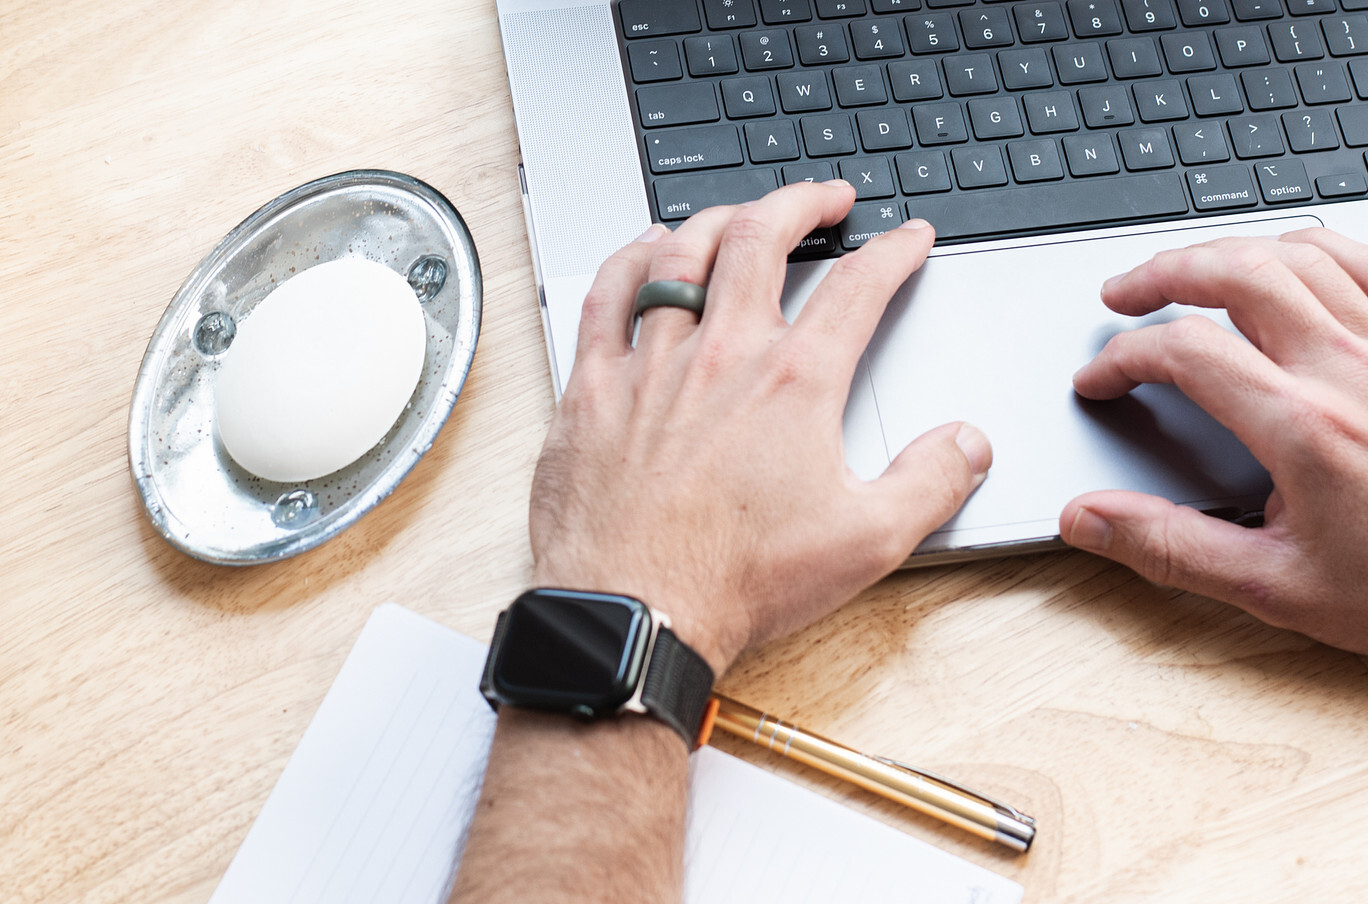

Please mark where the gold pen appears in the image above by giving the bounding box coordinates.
[702,695,1036,853]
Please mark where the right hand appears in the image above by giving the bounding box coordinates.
[1059,228,1368,654]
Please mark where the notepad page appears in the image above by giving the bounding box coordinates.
[210,603,1022,904]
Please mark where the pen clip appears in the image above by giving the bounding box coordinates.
[871,756,1037,827]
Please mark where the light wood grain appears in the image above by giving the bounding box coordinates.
[2,2,1366,902]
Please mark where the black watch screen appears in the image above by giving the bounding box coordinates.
[489,589,652,713]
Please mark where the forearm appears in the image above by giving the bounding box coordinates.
[450,707,690,904]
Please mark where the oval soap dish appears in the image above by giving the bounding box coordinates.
[129,170,481,565]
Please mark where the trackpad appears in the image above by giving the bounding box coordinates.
[866,218,1317,552]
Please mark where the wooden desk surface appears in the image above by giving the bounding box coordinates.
[3,2,1366,901]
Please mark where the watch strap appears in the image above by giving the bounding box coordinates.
[641,625,715,748]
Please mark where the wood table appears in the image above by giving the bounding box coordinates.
[3,2,1366,901]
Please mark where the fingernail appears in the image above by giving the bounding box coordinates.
[824,178,852,189]
[955,423,992,478]
[1067,506,1113,551]
[901,217,931,231]
[635,223,667,243]
[1100,273,1123,298]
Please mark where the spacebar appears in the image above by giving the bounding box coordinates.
[908,174,1190,241]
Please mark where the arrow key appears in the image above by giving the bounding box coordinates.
[1314,172,1368,198]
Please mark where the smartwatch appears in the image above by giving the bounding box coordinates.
[480,588,716,748]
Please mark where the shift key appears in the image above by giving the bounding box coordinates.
[655,169,779,219]
[646,126,743,174]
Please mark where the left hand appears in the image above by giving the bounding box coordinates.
[528,181,992,676]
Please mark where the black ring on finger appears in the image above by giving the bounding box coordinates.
[635,279,706,317]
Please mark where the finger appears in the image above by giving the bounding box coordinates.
[702,180,857,335]
[576,224,667,360]
[862,421,992,562]
[793,218,935,380]
[635,205,742,353]
[1100,238,1347,365]
[1060,489,1290,618]
[1072,315,1294,464]
[1277,228,1368,337]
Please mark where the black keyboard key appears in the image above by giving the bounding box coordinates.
[1175,0,1230,26]
[628,40,684,82]
[1282,108,1339,150]
[760,0,814,23]
[637,83,720,127]
[1315,172,1368,196]
[1161,32,1218,71]
[783,161,836,183]
[851,19,907,56]
[1231,0,1281,18]
[998,47,1057,87]
[1068,0,1125,36]
[1324,17,1368,57]
[794,23,852,63]
[740,29,796,68]
[1243,68,1299,108]
[816,0,869,16]
[801,113,859,154]
[1228,113,1286,156]
[906,13,961,52]
[1214,26,1271,66]
[721,77,777,117]
[1121,0,1177,30]
[792,228,841,258]
[1078,84,1136,125]
[1286,0,1335,15]
[1187,164,1257,208]
[1063,133,1123,172]
[840,156,898,196]
[839,202,906,249]
[685,35,741,76]
[1023,90,1082,131]
[1016,2,1071,41]
[1269,22,1325,61]
[1008,138,1067,180]
[621,0,702,38]
[1054,42,1110,82]
[655,168,779,219]
[1353,59,1368,95]
[833,64,891,104]
[1254,158,1313,201]
[1187,73,1244,114]
[944,53,1001,93]
[1340,104,1368,145]
[960,8,1016,47]
[745,119,803,160]
[951,145,1010,185]
[908,172,1188,238]
[857,108,916,147]
[873,0,923,10]
[1173,121,1231,162]
[888,60,946,99]
[1294,62,1353,103]
[778,71,834,111]
[1134,78,1190,120]
[895,150,954,192]
[704,0,759,28]
[1119,126,1177,167]
[1107,37,1165,77]
[646,125,744,173]
[969,96,1027,136]
[912,102,971,142]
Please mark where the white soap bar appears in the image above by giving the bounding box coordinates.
[215,258,427,483]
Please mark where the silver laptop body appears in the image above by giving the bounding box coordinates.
[496,0,1368,563]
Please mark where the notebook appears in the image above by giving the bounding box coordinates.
[495,0,1368,562]
[209,604,1024,903]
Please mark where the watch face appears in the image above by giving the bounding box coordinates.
[492,590,651,712]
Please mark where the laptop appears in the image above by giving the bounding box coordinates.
[495,0,1368,563]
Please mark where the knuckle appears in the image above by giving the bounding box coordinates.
[1159,314,1223,362]
[721,209,781,254]
[648,239,706,283]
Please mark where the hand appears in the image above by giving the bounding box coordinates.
[528,182,992,675]
[1060,228,1368,654]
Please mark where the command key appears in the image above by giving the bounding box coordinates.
[1187,165,1257,211]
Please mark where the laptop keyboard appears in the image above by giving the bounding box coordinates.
[614,0,1368,255]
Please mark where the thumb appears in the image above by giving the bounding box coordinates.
[868,422,992,557]
[1060,490,1280,605]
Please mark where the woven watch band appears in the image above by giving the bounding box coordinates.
[640,625,715,748]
